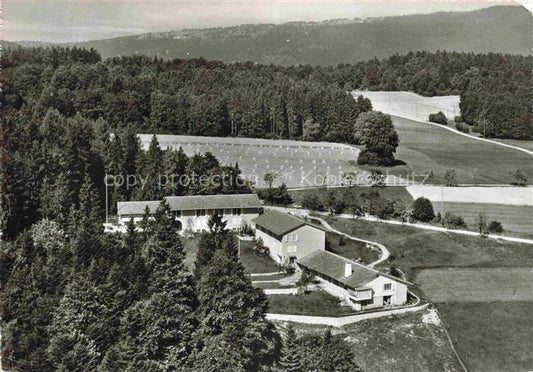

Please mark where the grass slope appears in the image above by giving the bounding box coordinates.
[367,116,533,185]
[416,268,533,302]
[326,231,380,266]
[438,302,533,372]
[324,217,533,280]
[267,290,355,317]
[286,308,463,372]
[433,202,533,239]
[289,186,414,206]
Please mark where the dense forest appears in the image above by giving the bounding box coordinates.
[68,6,530,64]
[2,46,531,142]
[0,49,362,370]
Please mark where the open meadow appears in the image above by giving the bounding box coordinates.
[359,115,533,185]
[352,91,461,121]
[437,302,533,372]
[139,134,361,188]
[323,216,533,280]
[432,202,533,238]
[416,268,533,302]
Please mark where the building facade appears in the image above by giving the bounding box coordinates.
[251,210,326,265]
[298,250,408,311]
[117,194,261,232]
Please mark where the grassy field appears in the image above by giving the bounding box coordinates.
[326,231,379,265]
[288,186,414,206]
[285,307,463,372]
[267,290,355,316]
[140,134,360,187]
[239,240,281,274]
[433,202,533,238]
[438,302,533,372]
[416,268,533,302]
[493,138,533,152]
[352,91,461,121]
[323,217,533,280]
[365,116,533,185]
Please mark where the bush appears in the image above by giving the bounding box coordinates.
[429,111,448,125]
[454,116,463,123]
[338,235,347,246]
[253,237,270,257]
[487,220,504,234]
[257,183,293,206]
[301,192,324,211]
[411,197,435,222]
[444,212,467,229]
[456,122,470,133]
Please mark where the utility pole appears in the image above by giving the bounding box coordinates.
[105,176,109,225]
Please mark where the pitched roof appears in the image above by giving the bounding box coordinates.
[251,209,307,236]
[117,193,260,216]
[298,250,382,289]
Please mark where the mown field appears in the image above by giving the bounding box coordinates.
[438,302,533,372]
[140,134,360,188]
[416,268,533,302]
[352,91,461,121]
[324,216,533,371]
[433,202,533,238]
[324,217,533,280]
[286,307,463,372]
[364,115,533,185]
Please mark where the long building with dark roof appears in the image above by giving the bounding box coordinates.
[117,193,261,232]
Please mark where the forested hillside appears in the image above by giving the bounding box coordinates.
[2,46,531,143]
[68,6,530,65]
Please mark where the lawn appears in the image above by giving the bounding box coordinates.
[416,268,533,303]
[356,115,533,185]
[326,231,379,266]
[286,307,463,372]
[253,282,291,290]
[432,202,533,239]
[324,217,533,280]
[438,302,533,372]
[289,186,414,206]
[239,239,281,274]
[267,290,355,317]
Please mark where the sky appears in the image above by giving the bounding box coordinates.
[2,0,525,43]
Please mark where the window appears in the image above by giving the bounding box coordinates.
[172,210,182,218]
[196,209,206,217]
[285,234,299,242]
[215,209,224,216]
[232,208,241,216]
[384,283,392,291]
[287,245,297,254]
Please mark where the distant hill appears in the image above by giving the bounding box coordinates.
[57,5,531,65]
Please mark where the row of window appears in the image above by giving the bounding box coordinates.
[284,234,299,242]
[171,208,243,218]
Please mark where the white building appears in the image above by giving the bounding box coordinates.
[298,250,408,311]
[251,210,326,266]
[116,194,261,232]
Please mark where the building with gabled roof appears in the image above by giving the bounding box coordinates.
[298,250,408,311]
[117,193,261,232]
[251,209,326,265]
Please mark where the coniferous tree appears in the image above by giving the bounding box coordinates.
[279,325,302,372]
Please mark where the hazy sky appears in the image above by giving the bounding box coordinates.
[3,0,524,43]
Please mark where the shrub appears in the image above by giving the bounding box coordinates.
[444,212,467,229]
[456,122,470,133]
[429,111,448,125]
[411,197,435,222]
[253,237,270,257]
[301,192,324,211]
[454,116,463,123]
[338,235,347,246]
[357,149,381,166]
[487,220,504,234]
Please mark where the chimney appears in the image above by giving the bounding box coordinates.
[344,262,352,277]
